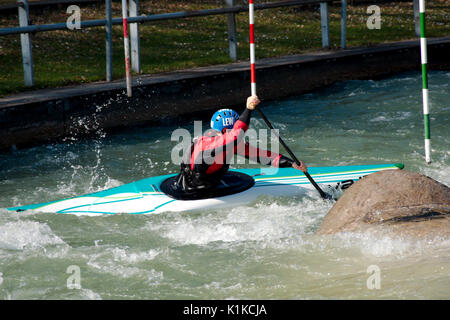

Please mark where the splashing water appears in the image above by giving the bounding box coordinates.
[0,71,448,299]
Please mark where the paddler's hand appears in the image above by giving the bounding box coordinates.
[292,161,308,174]
[246,95,260,110]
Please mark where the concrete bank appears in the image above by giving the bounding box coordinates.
[1,36,449,151]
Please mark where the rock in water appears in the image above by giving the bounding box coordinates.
[317,170,450,237]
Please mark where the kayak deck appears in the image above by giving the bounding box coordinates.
[7,163,404,215]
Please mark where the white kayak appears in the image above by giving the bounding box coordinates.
[7,163,404,216]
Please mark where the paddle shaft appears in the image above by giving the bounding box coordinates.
[256,108,330,200]
[248,1,331,200]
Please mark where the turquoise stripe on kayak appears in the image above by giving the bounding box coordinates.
[60,199,177,215]
[253,166,400,184]
[255,170,368,182]
[8,198,65,212]
[56,194,145,214]
[233,163,403,178]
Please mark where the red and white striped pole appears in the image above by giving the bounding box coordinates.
[122,0,132,97]
[249,0,256,96]
[247,1,331,200]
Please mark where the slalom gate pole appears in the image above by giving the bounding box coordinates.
[122,0,132,97]
[248,1,332,201]
[249,0,256,96]
[419,0,431,164]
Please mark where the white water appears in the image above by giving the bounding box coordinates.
[0,71,448,299]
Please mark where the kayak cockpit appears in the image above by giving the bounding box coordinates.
[160,171,255,200]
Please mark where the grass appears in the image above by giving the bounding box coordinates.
[0,0,449,97]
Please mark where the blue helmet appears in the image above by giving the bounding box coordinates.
[210,109,239,132]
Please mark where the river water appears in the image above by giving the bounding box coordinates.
[0,71,448,299]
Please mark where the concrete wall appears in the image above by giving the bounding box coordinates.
[1,37,449,151]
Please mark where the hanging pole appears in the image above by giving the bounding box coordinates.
[419,0,431,164]
[248,0,332,201]
[121,0,132,97]
[249,0,256,96]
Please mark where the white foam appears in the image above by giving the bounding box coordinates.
[89,177,122,193]
[54,175,122,199]
[80,288,102,300]
[370,111,412,122]
[86,247,164,283]
[327,231,450,259]
[0,221,65,251]
[370,115,387,122]
[420,161,450,186]
[111,247,160,263]
[204,281,242,291]
[150,199,331,246]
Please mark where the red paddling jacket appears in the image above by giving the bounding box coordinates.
[179,108,294,191]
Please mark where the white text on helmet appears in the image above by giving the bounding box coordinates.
[223,118,234,126]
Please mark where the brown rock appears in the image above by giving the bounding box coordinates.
[317,169,450,237]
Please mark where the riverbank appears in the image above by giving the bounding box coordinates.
[0,37,450,150]
[1,36,449,151]
[1,0,449,96]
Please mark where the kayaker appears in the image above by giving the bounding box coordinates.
[178,95,308,192]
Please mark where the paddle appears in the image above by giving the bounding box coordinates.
[248,0,333,201]
[256,108,334,201]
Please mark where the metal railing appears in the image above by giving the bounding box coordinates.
[0,0,101,13]
[1,0,347,89]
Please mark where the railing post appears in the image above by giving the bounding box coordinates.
[105,0,113,81]
[226,0,238,61]
[18,0,34,86]
[340,0,347,48]
[320,2,330,48]
[413,0,420,37]
[129,0,141,73]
